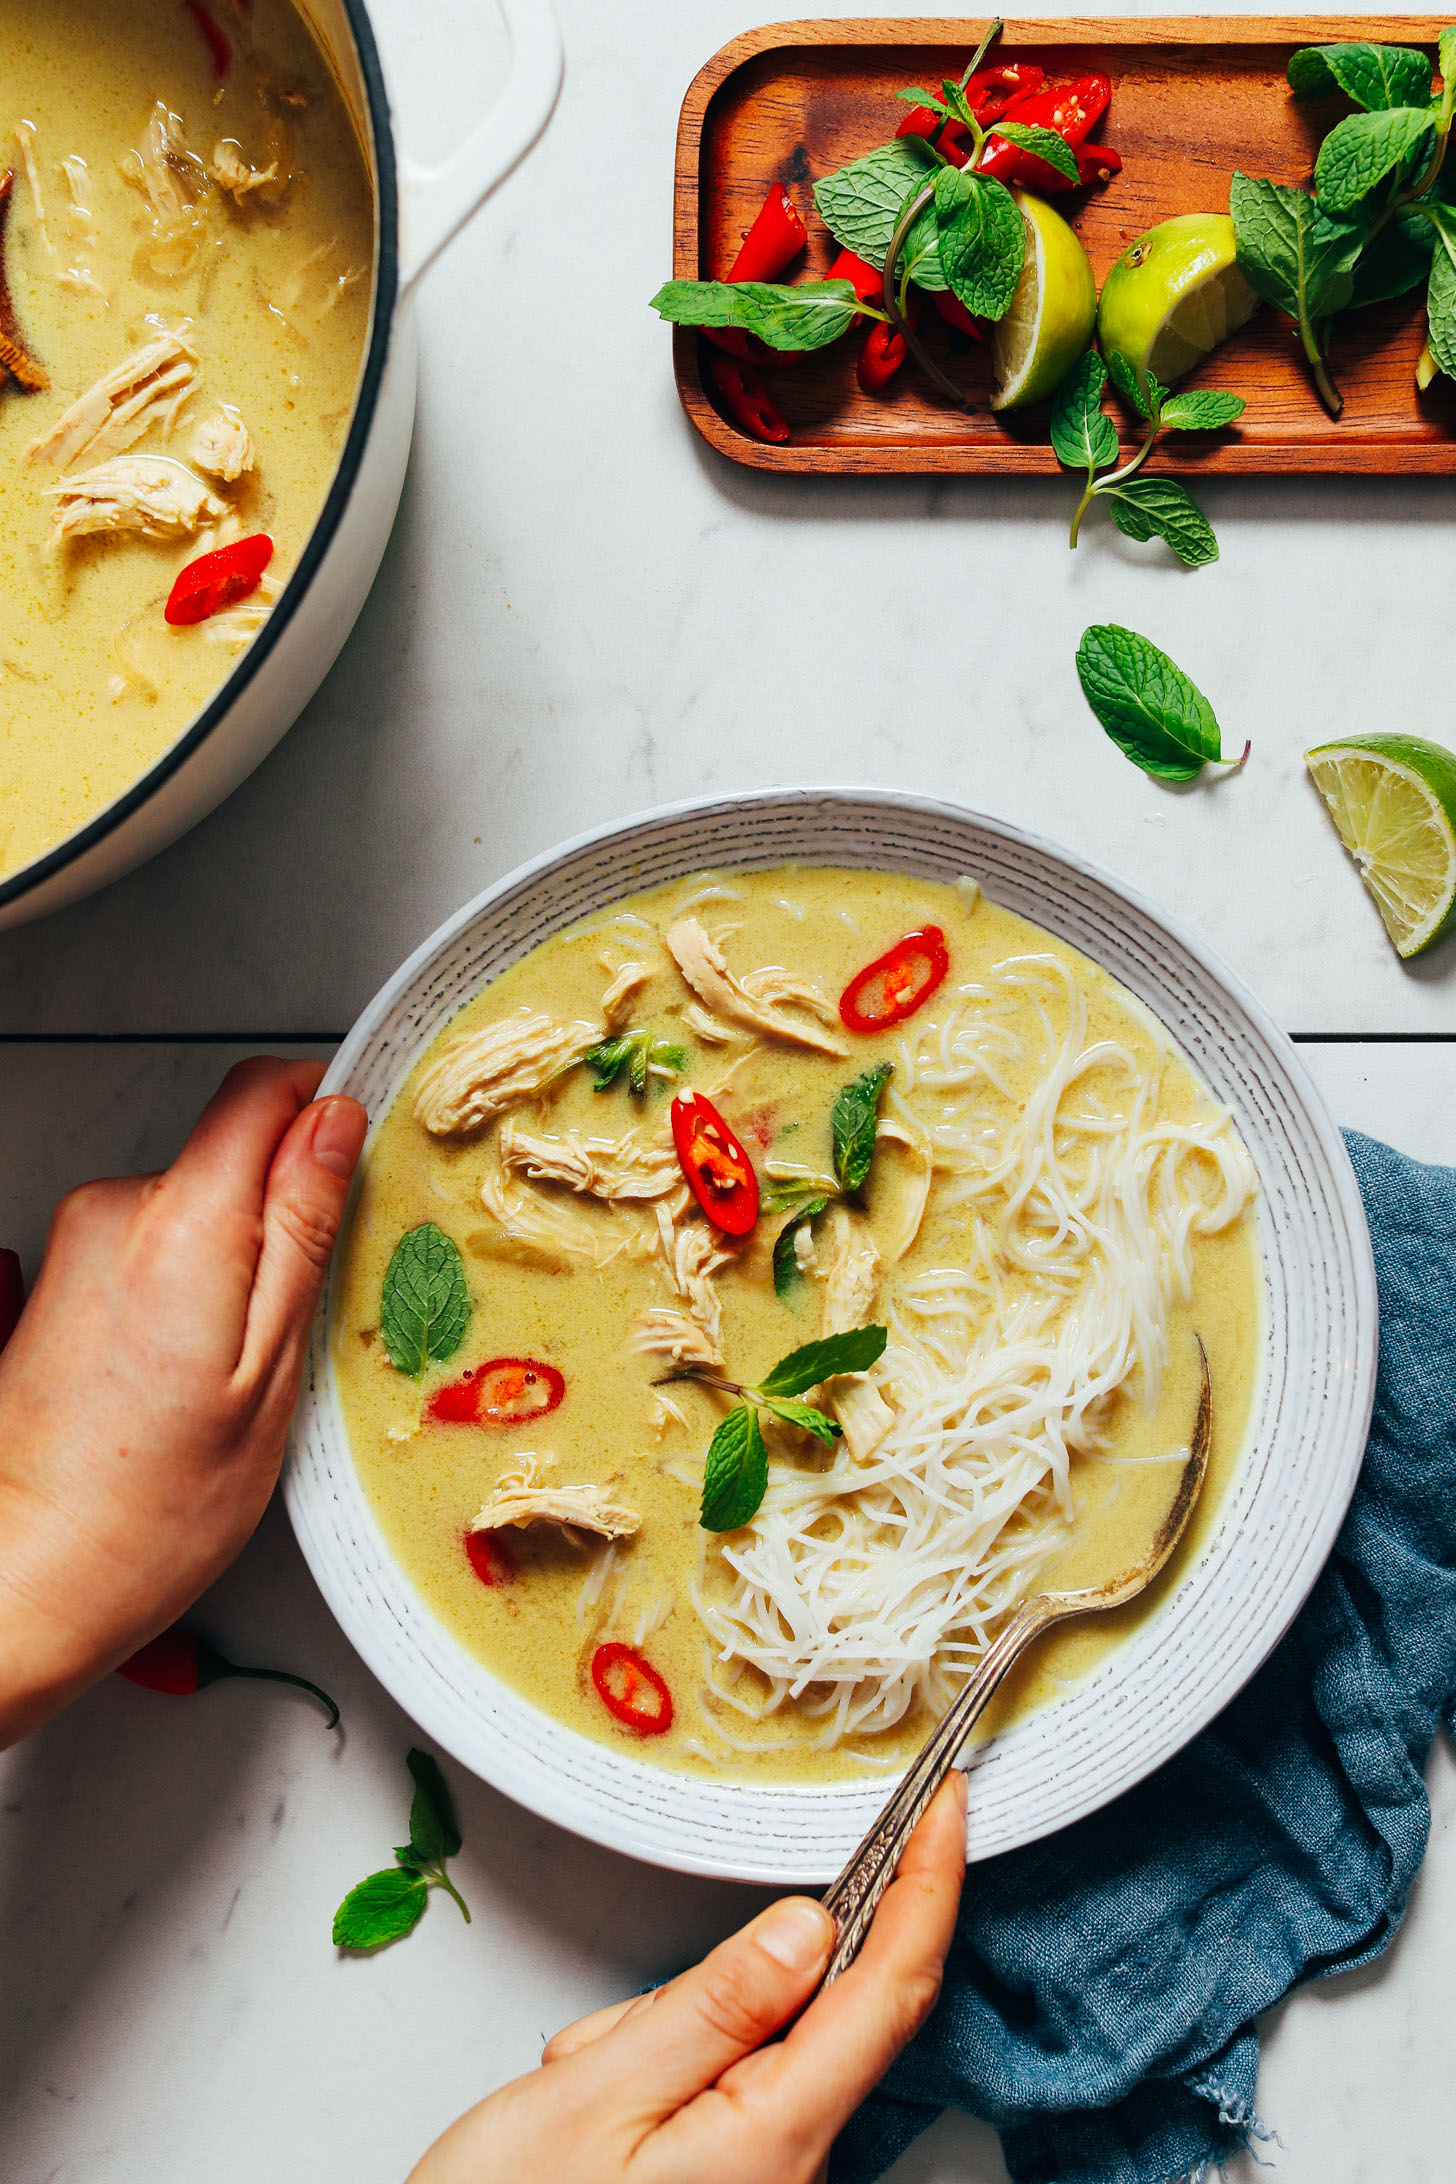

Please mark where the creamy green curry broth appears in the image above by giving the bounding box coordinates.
[0,0,373,880]
[333,869,1263,1784]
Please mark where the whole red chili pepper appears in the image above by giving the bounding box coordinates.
[704,352,789,445]
[726,182,807,284]
[0,1249,23,1353]
[979,73,1113,191]
[117,1625,340,1727]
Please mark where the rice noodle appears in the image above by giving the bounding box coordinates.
[693,953,1254,1746]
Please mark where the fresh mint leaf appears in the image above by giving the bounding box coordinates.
[1348,207,1437,304]
[832,1063,893,1195]
[1426,203,1456,377]
[772,1195,831,1297]
[987,120,1081,183]
[896,85,953,119]
[1158,389,1246,431]
[649,278,864,352]
[1104,347,1166,420]
[940,78,982,133]
[813,139,937,266]
[1103,479,1219,568]
[899,189,950,294]
[757,1325,889,1399]
[1442,29,1456,107]
[700,1405,769,1531]
[1230,171,1365,330]
[407,1749,462,1863]
[759,1395,843,1445]
[1288,41,1433,111]
[1075,625,1227,782]
[333,1868,429,1951]
[1314,107,1436,213]
[1050,349,1119,473]
[381,1224,471,1380]
[936,169,1025,321]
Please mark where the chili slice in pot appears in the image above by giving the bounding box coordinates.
[671,1092,759,1235]
[165,532,274,626]
[465,1531,515,1588]
[182,0,231,77]
[840,926,950,1033]
[591,1642,674,1735]
[427,1358,566,1427]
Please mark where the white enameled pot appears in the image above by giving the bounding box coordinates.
[0,0,562,932]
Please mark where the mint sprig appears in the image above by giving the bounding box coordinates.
[332,1750,471,1951]
[670,1325,889,1530]
[1076,624,1248,784]
[584,1026,685,1095]
[1051,348,1242,567]
[771,1065,892,1296]
[380,1224,471,1380]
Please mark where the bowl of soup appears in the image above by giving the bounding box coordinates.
[286,789,1377,1881]
[0,0,560,928]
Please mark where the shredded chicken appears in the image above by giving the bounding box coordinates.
[820,1206,894,1462]
[875,1115,934,1263]
[683,1001,741,1047]
[665,917,848,1056]
[48,456,225,547]
[600,958,652,1030]
[123,101,208,227]
[479,1166,646,1269]
[739,964,842,1025]
[653,1203,732,1362]
[200,570,281,649]
[413,1010,602,1137]
[189,403,254,481]
[470,1455,640,1543]
[499,1119,681,1203]
[27,334,199,469]
[210,140,280,202]
[631,1308,723,1372]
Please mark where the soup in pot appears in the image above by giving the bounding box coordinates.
[0,0,375,883]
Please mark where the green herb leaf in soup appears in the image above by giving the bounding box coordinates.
[1075,625,1238,782]
[833,1063,893,1195]
[1287,41,1433,112]
[701,1406,770,1532]
[757,1325,890,1399]
[758,1395,843,1446]
[380,1222,471,1379]
[773,1193,832,1298]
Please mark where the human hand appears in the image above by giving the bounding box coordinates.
[0,1058,367,1746]
[408,1772,967,2184]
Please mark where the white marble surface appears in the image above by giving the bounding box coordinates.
[3,2,1456,2179]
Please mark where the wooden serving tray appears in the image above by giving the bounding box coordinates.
[672,15,1456,472]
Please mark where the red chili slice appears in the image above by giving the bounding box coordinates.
[591,1642,674,1735]
[704,353,790,445]
[840,926,951,1033]
[182,0,231,76]
[427,1358,566,1427]
[670,1093,759,1236]
[165,533,274,626]
[725,183,807,284]
[465,1530,515,1587]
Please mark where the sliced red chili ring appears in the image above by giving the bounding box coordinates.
[840,926,951,1033]
[427,1358,566,1426]
[670,1093,759,1235]
[591,1641,674,1735]
[465,1530,515,1587]
[164,532,274,626]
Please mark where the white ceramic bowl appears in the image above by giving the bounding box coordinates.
[286,789,1377,1883]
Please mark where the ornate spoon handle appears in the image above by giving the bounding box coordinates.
[819,1593,1052,1984]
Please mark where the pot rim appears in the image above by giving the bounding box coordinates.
[0,0,402,918]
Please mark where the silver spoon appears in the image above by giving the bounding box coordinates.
[820,1340,1212,1984]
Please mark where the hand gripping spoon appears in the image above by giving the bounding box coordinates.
[820,1340,1212,1984]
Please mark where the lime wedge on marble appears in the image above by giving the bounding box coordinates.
[1097,213,1258,388]
[991,190,1097,411]
[1306,733,1456,958]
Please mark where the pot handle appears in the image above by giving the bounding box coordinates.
[397,0,563,297]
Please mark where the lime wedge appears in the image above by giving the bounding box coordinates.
[1097,213,1258,388]
[1306,733,1456,958]
[991,190,1097,412]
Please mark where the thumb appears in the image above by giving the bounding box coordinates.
[569,1896,834,2119]
[240,1096,368,1383]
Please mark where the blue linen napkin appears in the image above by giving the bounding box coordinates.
[833,1129,1456,2184]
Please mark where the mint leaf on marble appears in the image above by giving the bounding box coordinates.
[333,1748,471,1951]
[1075,625,1246,782]
[333,1868,429,1950]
